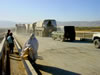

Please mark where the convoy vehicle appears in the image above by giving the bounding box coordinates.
[15,24,26,33]
[15,19,57,37]
[92,33,100,48]
[33,19,57,37]
[51,26,76,41]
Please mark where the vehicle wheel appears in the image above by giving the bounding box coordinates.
[93,39,100,48]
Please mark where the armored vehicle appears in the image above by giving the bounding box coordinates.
[52,26,76,41]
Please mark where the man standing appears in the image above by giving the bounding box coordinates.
[6,29,11,40]
[7,33,14,53]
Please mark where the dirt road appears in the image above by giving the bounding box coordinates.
[15,33,100,75]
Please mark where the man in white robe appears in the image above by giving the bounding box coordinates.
[21,33,39,62]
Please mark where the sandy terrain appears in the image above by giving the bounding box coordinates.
[15,33,100,75]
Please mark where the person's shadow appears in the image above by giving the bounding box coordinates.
[33,63,80,75]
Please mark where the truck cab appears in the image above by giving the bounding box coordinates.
[92,33,100,48]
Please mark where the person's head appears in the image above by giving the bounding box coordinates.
[8,29,11,33]
[30,33,35,39]
[10,33,13,36]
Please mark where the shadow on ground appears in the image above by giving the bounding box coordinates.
[33,63,80,75]
[64,40,92,44]
[9,52,21,61]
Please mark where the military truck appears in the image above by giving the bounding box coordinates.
[92,33,100,48]
[15,24,26,33]
[15,19,57,37]
[51,26,76,41]
[33,19,57,37]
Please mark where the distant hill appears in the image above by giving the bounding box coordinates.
[57,21,100,27]
[0,21,16,28]
[0,20,100,28]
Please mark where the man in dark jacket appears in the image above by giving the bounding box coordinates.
[7,33,14,53]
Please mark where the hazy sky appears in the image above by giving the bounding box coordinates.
[0,0,100,22]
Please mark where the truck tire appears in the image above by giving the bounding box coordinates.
[93,39,100,48]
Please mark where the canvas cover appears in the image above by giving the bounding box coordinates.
[36,19,57,28]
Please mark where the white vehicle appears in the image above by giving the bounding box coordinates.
[92,33,100,48]
[15,24,26,33]
[33,19,57,37]
[15,19,57,36]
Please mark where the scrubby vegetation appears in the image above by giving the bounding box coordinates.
[75,27,100,32]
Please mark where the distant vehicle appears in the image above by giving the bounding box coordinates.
[33,19,57,37]
[51,26,76,41]
[15,24,26,33]
[15,19,57,37]
[92,33,100,48]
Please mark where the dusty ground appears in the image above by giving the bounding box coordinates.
[15,33,100,75]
